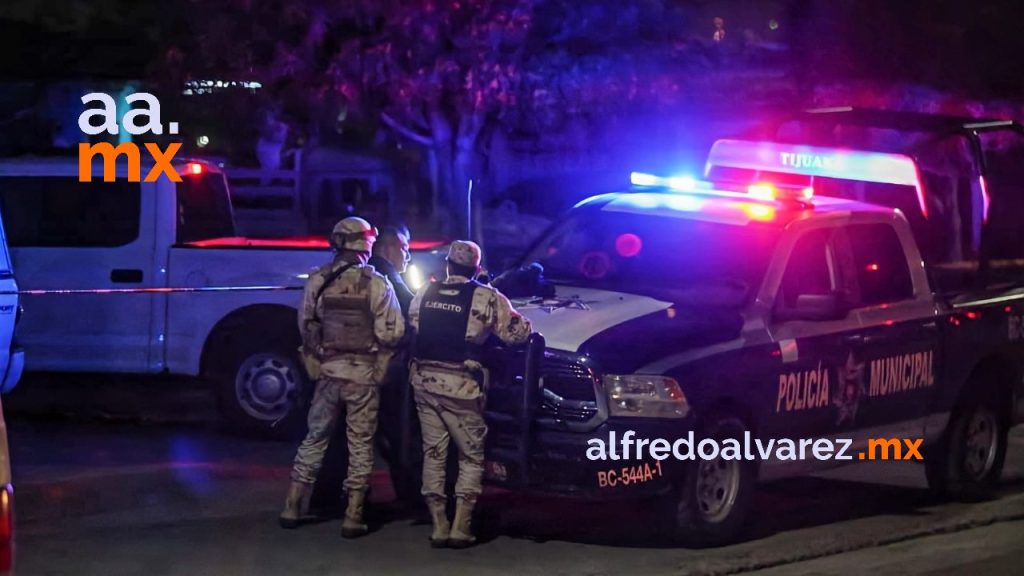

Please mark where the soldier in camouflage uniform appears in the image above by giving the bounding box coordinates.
[280,216,405,538]
[409,240,533,548]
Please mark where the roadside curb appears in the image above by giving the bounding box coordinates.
[681,491,1024,576]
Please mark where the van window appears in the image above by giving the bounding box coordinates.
[0,176,140,247]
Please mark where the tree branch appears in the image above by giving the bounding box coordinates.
[380,112,434,146]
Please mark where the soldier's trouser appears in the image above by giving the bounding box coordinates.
[413,388,488,500]
[291,376,380,492]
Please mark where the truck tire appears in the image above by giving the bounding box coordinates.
[925,383,1008,501]
[672,416,756,547]
[215,333,310,439]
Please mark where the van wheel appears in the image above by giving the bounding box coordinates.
[673,416,756,546]
[925,385,1008,501]
[216,336,310,439]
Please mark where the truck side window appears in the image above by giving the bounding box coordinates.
[0,176,140,247]
[176,173,234,243]
[844,224,913,306]
[778,229,834,310]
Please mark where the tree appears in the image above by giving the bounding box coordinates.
[183,0,695,234]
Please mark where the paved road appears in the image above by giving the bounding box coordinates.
[5,375,1024,575]
[7,415,1024,576]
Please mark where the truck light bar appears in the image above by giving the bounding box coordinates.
[747,183,814,202]
[631,172,814,205]
[706,139,928,217]
[630,172,699,192]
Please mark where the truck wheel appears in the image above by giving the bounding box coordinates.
[673,416,756,547]
[216,337,310,439]
[925,385,1008,501]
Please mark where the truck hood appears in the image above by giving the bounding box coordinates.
[514,286,743,373]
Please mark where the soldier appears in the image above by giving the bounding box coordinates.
[280,216,405,538]
[409,240,533,548]
[312,224,416,514]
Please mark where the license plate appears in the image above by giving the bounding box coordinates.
[596,461,664,488]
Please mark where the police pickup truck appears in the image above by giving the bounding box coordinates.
[478,116,1024,545]
[0,156,443,437]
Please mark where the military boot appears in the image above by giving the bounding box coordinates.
[425,496,450,548]
[279,481,312,529]
[447,496,478,549]
[341,490,369,538]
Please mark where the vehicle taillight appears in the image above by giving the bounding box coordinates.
[0,485,11,540]
[0,484,14,574]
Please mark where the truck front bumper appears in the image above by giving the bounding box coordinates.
[484,418,693,499]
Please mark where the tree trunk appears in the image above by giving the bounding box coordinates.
[433,141,457,235]
[453,142,475,239]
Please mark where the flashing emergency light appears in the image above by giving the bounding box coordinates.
[747,183,815,202]
[630,171,812,209]
[742,204,776,221]
[183,162,205,176]
[630,172,698,193]
[747,184,776,201]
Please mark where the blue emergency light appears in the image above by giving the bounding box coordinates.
[629,172,699,192]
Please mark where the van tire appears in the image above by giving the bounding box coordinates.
[925,383,1008,501]
[214,333,310,440]
[672,416,756,547]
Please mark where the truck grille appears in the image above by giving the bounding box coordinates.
[539,398,598,421]
[541,354,598,401]
[538,353,599,422]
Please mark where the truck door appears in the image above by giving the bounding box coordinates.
[834,222,938,439]
[0,175,157,373]
[766,226,857,440]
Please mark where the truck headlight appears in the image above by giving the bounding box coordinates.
[604,374,689,419]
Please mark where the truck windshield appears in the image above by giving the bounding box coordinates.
[522,210,781,305]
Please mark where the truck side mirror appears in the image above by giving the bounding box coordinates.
[775,293,848,322]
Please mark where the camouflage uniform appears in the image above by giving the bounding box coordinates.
[291,259,405,489]
[281,217,404,536]
[409,240,532,547]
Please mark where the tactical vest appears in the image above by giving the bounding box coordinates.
[319,267,375,355]
[415,281,483,364]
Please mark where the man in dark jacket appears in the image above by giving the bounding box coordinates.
[369,226,414,314]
